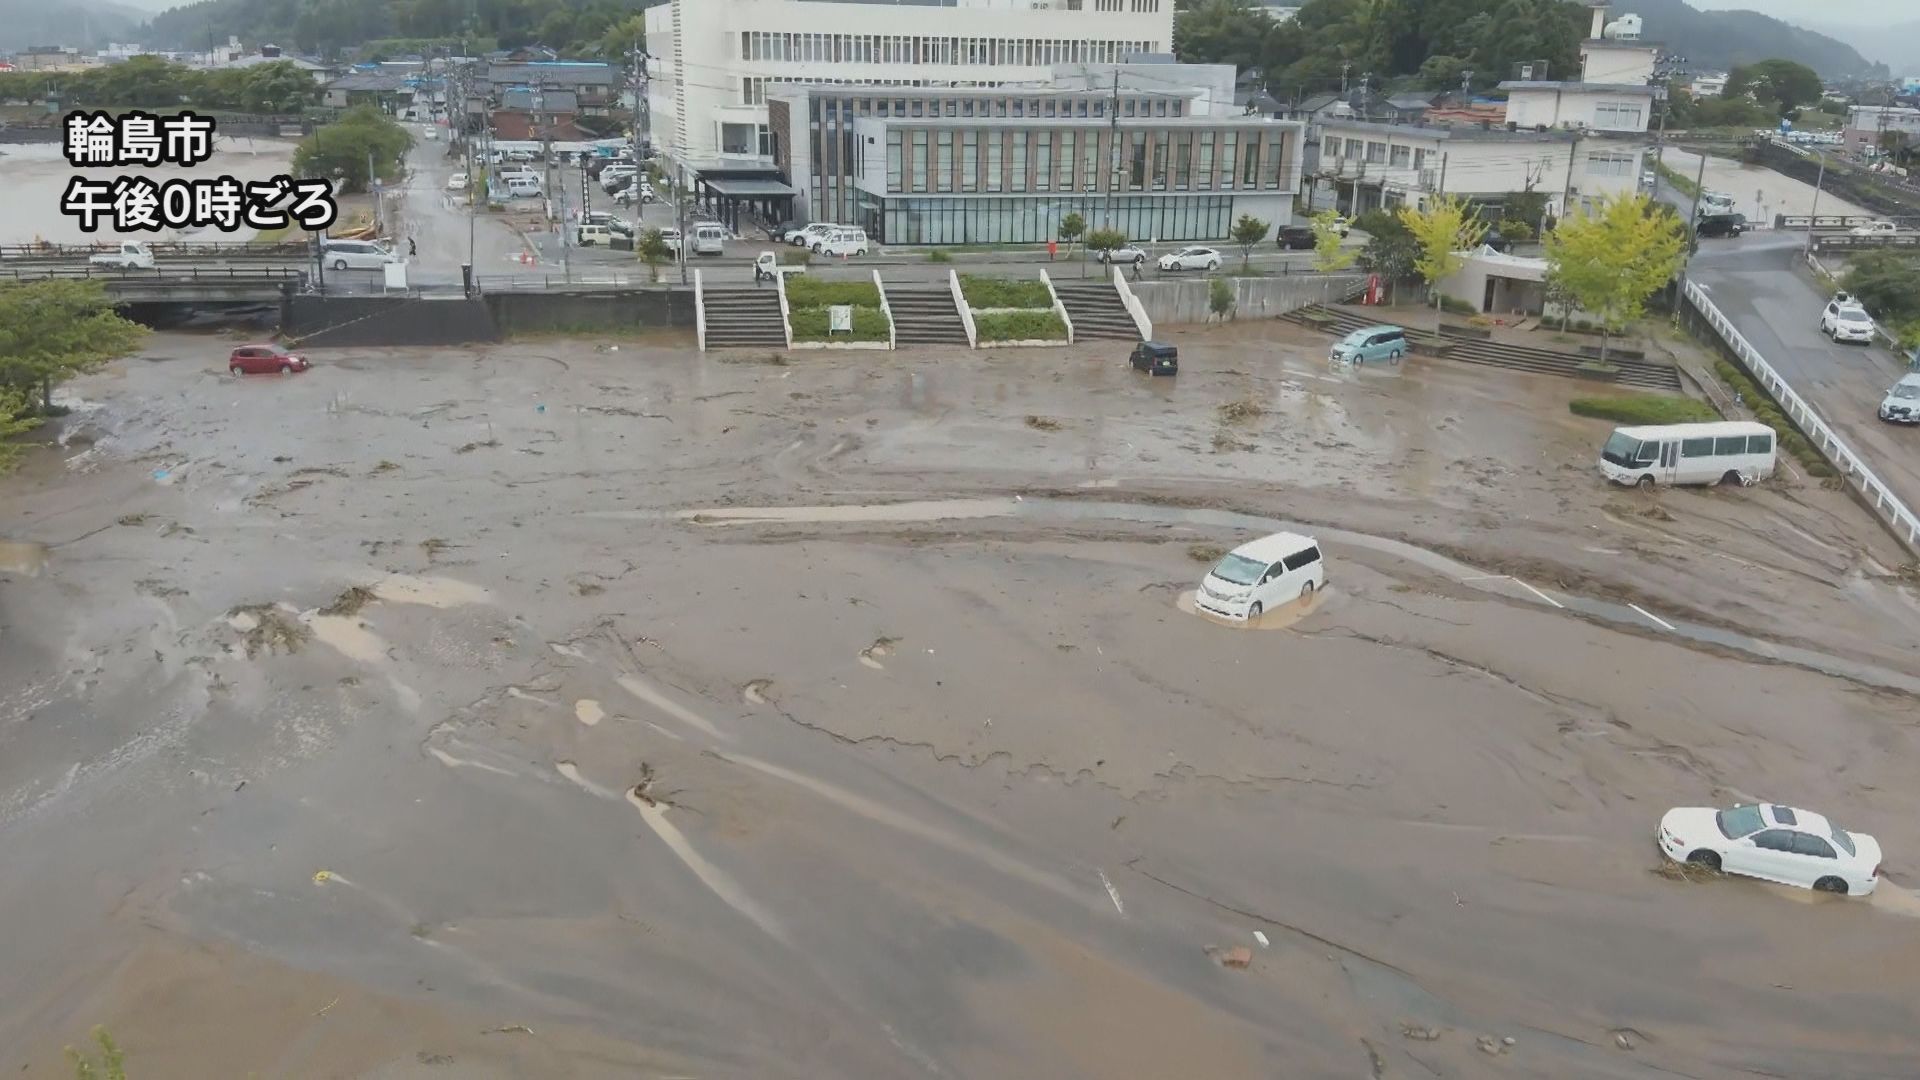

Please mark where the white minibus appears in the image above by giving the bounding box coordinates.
[1598,421,1776,488]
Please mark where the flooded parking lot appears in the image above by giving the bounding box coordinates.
[2,321,1919,1076]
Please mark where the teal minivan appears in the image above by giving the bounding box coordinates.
[1330,324,1409,365]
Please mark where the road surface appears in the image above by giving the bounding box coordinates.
[1689,233,1920,517]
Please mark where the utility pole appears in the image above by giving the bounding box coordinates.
[1685,151,1707,224]
[1560,133,1579,221]
[1104,69,1120,235]
[367,149,380,235]
[677,162,690,285]
[1804,148,1827,253]
[1437,151,1448,196]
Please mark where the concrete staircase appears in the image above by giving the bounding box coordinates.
[888,289,971,346]
[1052,282,1141,341]
[1286,305,1683,392]
[702,288,787,349]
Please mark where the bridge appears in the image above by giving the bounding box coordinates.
[1808,233,1920,254]
[0,241,312,263]
[0,266,306,302]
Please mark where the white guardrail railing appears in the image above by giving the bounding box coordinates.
[1038,267,1073,344]
[1111,265,1153,341]
[775,266,794,349]
[948,268,978,348]
[873,268,896,350]
[1686,279,1920,553]
[694,268,706,352]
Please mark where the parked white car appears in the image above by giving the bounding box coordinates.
[89,241,154,269]
[321,239,401,271]
[1193,532,1326,621]
[1096,244,1148,266]
[1879,372,1920,424]
[1820,300,1876,344]
[1849,220,1897,237]
[1658,802,1881,896]
[787,222,840,248]
[1158,246,1222,272]
[446,173,467,192]
[811,227,869,257]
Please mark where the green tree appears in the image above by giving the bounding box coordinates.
[1842,251,1920,324]
[1085,227,1128,261]
[1174,0,1278,73]
[637,227,672,283]
[1229,214,1269,270]
[66,1026,126,1080]
[1726,59,1822,117]
[1418,53,1471,91]
[291,106,411,194]
[1208,275,1236,321]
[0,280,146,413]
[1057,212,1086,255]
[596,15,648,60]
[1311,208,1356,271]
[1542,192,1688,364]
[1398,194,1486,308]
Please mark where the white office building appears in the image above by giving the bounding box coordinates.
[644,0,1175,170]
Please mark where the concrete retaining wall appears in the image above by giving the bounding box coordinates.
[285,295,500,348]
[484,289,696,335]
[1131,274,1367,325]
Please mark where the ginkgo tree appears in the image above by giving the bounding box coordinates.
[1543,193,1688,365]
[1310,209,1356,272]
[1397,195,1487,309]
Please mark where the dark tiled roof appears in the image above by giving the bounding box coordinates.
[484,62,616,88]
[326,72,410,92]
[500,88,579,112]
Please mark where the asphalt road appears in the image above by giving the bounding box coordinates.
[1689,234,1920,514]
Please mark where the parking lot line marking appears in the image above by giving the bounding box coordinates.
[1629,603,1676,632]
[1513,579,1565,609]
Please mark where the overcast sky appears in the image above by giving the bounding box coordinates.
[1682,0,1909,25]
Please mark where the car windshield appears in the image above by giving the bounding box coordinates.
[1831,827,1857,856]
[1840,310,1872,324]
[1716,805,1765,838]
[1210,553,1267,586]
[1894,384,1920,400]
[1600,431,1646,467]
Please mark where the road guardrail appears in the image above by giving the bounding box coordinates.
[0,266,306,283]
[1685,279,1920,554]
[1810,233,1920,252]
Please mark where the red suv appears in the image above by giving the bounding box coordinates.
[229,343,310,375]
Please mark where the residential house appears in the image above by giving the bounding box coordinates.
[1845,105,1920,155]
[493,87,585,141]
[481,62,619,118]
[322,72,413,111]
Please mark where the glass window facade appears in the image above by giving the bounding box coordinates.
[874,195,1235,246]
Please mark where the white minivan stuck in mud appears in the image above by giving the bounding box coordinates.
[1194,532,1325,621]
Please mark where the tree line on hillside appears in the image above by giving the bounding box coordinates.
[142,0,648,62]
[1176,0,1587,99]
[0,57,323,114]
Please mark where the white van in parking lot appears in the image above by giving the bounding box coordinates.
[1598,420,1776,488]
[505,175,544,199]
[320,239,401,271]
[1195,532,1326,621]
[811,227,870,256]
[691,223,727,256]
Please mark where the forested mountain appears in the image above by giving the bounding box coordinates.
[1175,0,1881,98]
[139,0,651,59]
[0,0,142,52]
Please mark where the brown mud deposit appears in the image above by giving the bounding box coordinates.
[2,323,1919,1077]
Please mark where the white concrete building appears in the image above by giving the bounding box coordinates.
[645,0,1174,169]
[1690,73,1728,98]
[1502,82,1655,133]
[1314,119,1591,218]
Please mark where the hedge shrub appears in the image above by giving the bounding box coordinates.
[1569,395,1718,425]
[784,277,880,307]
[959,275,1053,309]
[975,310,1067,341]
[790,305,891,342]
[1711,359,1836,477]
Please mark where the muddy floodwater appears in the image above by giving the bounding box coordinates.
[3,321,1920,1077]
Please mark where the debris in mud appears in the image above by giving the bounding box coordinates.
[572,581,605,596]
[417,1052,455,1066]
[743,678,772,704]
[1217,397,1266,424]
[455,439,501,454]
[1476,1035,1513,1056]
[1400,1024,1443,1041]
[291,466,349,479]
[1611,1027,1649,1051]
[371,460,400,474]
[228,604,310,657]
[483,1024,534,1036]
[1024,415,1063,431]
[117,513,150,527]
[321,585,378,617]
[160,522,194,538]
[1206,945,1252,969]
[420,538,453,561]
[630,762,667,807]
[1638,504,1674,522]
[1210,430,1253,453]
[1187,543,1227,563]
[1650,860,1721,884]
[859,637,899,669]
[136,578,186,598]
[272,455,293,463]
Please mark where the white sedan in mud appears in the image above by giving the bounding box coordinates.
[1659,802,1881,896]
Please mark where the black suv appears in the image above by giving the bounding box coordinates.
[1275,225,1316,250]
[1696,213,1746,238]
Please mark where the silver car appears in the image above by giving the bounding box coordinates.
[1880,373,1920,424]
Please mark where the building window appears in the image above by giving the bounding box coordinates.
[962,131,978,192]
[1594,102,1644,129]
[1219,132,1236,190]
[1059,131,1076,191]
[1345,138,1363,158]
[911,130,928,192]
[1011,132,1028,191]
[987,133,1003,192]
[1197,132,1215,190]
[887,130,904,189]
[1390,145,1411,168]
[1264,137,1284,189]
[1036,134,1052,191]
[1150,131,1167,190]
[1323,136,1339,158]
[1084,130,1101,191]
[1243,136,1260,187]
[1129,130,1147,189]
[961,99,974,117]
[1174,133,1191,189]
[1413,147,1426,171]
[1586,152,1634,177]
[936,131,953,192]
[1365,141,1386,164]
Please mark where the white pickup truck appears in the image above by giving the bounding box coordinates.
[1849,220,1898,237]
[89,241,155,269]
